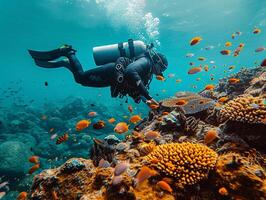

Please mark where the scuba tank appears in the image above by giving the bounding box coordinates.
[93,39,148,66]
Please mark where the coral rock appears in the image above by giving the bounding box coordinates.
[219,95,266,124]
[145,142,218,188]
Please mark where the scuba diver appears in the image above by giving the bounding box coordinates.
[28,39,168,105]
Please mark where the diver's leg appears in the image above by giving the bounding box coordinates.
[28,45,75,61]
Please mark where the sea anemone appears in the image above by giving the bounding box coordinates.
[145,142,218,188]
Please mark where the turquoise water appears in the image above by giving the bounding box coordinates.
[0,0,265,198]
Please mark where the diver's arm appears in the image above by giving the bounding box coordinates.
[124,58,152,100]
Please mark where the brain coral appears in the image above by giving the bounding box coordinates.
[145,142,218,188]
[219,95,266,124]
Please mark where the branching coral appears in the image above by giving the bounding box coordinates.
[145,142,218,188]
[219,95,266,124]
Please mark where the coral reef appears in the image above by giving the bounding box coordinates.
[145,142,218,188]
[219,95,266,124]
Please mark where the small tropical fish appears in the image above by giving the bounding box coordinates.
[210,60,215,64]
[204,65,209,72]
[114,122,129,134]
[210,77,214,81]
[156,75,165,81]
[198,57,206,61]
[0,181,8,189]
[250,103,259,109]
[228,65,235,70]
[220,49,231,55]
[51,190,59,200]
[145,131,161,140]
[255,47,265,52]
[175,99,187,106]
[123,115,128,119]
[108,118,116,123]
[261,59,266,67]
[29,164,40,174]
[112,175,123,185]
[175,79,182,83]
[239,43,244,48]
[28,156,39,164]
[236,31,242,35]
[98,158,111,168]
[88,111,97,117]
[162,177,173,185]
[0,192,6,199]
[225,41,232,47]
[50,133,57,140]
[228,78,240,84]
[56,133,69,145]
[41,115,47,120]
[44,81,48,86]
[49,128,55,133]
[135,166,157,185]
[186,53,194,57]
[157,180,173,193]
[129,115,142,124]
[188,67,202,74]
[190,36,202,46]
[205,84,215,90]
[218,187,229,196]
[162,111,169,115]
[114,162,129,176]
[162,89,166,93]
[167,73,175,78]
[196,77,201,81]
[253,28,261,34]
[76,119,91,131]
[93,121,105,130]
[149,104,159,109]
[204,129,219,144]
[218,96,228,103]
[128,105,133,113]
[231,33,236,39]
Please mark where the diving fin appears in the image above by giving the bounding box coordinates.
[34,59,70,69]
[28,45,75,61]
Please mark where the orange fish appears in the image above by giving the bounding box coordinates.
[108,118,116,123]
[29,163,40,174]
[157,180,173,193]
[149,104,159,109]
[204,65,209,72]
[205,84,215,90]
[228,78,240,84]
[188,67,202,74]
[17,192,27,200]
[218,187,229,196]
[204,129,219,144]
[128,105,133,113]
[76,119,91,131]
[56,133,69,145]
[136,166,156,185]
[145,131,161,140]
[162,177,174,185]
[29,156,39,164]
[93,121,105,130]
[198,57,206,61]
[175,79,182,83]
[239,43,244,48]
[129,115,142,124]
[114,122,129,134]
[162,111,169,116]
[261,118,266,124]
[175,99,187,106]
[253,28,261,34]
[88,111,97,117]
[218,96,228,103]
[156,75,165,81]
[52,190,59,200]
[225,41,232,47]
[220,49,231,55]
[190,36,202,46]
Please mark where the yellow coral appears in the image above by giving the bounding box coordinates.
[219,95,266,124]
[145,142,218,188]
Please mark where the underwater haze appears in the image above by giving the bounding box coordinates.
[0,0,266,199]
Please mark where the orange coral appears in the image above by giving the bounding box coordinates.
[219,95,266,124]
[145,142,218,188]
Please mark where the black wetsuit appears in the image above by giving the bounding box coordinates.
[67,53,153,101]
